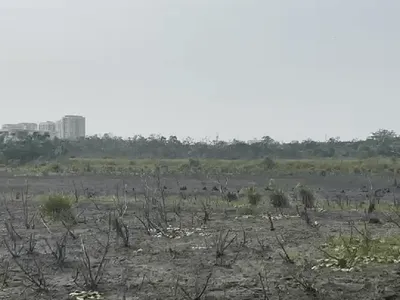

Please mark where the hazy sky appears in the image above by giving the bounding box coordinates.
[1,0,399,142]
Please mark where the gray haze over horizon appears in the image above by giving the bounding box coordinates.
[1,1,399,142]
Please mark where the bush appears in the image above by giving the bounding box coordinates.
[269,188,290,208]
[260,157,276,169]
[247,186,262,206]
[40,194,74,221]
[295,184,315,208]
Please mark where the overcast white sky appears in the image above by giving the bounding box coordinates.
[0,0,399,142]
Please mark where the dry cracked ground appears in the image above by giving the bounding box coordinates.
[1,172,400,299]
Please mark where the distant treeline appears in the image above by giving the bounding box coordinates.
[1,129,400,164]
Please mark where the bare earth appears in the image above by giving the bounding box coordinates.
[1,172,400,300]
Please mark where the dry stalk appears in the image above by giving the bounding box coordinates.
[214,229,238,266]
[113,183,127,217]
[139,171,170,233]
[44,233,68,265]
[267,213,275,231]
[72,180,79,203]
[21,185,36,230]
[200,198,211,224]
[12,256,48,291]
[255,234,272,258]
[0,259,10,287]
[4,221,24,257]
[178,271,213,300]
[113,215,130,247]
[26,233,37,254]
[275,234,294,264]
[291,273,318,298]
[74,213,112,289]
[258,272,270,300]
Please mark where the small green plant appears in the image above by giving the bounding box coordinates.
[316,234,400,271]
[269,188,290,208]
[40,194,74,221]
[247,186,262,206]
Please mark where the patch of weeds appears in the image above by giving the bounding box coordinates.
[40,194,75,221]
[315,234,400,271]
[247,186,262,206]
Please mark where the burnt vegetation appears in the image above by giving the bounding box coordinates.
[2,130,400,299]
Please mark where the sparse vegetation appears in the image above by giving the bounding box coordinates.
[2,130,400,299]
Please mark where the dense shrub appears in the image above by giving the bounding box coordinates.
[40,194,74,221]
[296,184,315,208]
[269,189,290,208]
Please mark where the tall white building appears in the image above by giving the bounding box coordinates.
[58,115,86,140]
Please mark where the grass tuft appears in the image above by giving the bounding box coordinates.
[40,194,74,221]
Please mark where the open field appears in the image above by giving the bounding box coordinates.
[10,157,400,177]
[1,168,400,299]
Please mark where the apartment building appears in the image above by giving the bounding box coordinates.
[59,115,86,140]
[2,115,86,140]
[39,121,56,133]
[2,123,37,132]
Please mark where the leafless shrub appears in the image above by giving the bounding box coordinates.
[138,168,170,234]
[44,233,68,265]
[61,219,77,239]
[74,213,111,290]
[12,256,48,292]
[296,205,315,227]
[3,221,24,258]
[120,269,146,300]
[291,275,318,298]
[213,229,238,266]
[176,271,213,300]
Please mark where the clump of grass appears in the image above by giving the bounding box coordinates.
[247,186,262,206]
[316,234,400,271]
[296,184,315,208]
[40,194,74,221]
[269,188,290,208]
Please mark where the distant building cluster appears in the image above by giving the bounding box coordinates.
[1,115,86,140]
